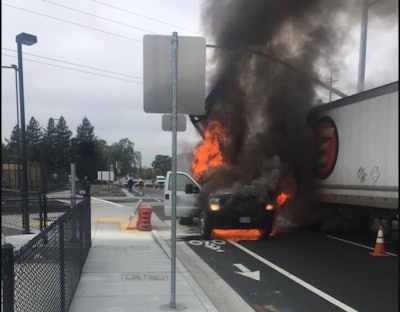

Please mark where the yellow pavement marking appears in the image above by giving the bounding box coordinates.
[92,217,138,232]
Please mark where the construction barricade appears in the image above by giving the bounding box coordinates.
[137,204,153,231]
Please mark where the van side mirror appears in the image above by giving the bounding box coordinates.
[185,184,199,194]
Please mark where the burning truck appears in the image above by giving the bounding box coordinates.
[164,121,292,239]
[165,80,398,240]
[164,95,297,240]
[163,156,291,240]
[165,0,398,238]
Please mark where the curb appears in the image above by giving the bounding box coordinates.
[151,219,254,312]
[151,229,218,312]
[121,187,253,311]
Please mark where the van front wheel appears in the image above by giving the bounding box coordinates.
[178,217,193,225]
[199,211,212,240]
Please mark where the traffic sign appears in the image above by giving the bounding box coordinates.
[143,35,206,114]
[162,114,186,131]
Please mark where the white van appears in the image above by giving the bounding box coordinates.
[155,175,166,187]
[164,171,275,239]
[163,171,200,225]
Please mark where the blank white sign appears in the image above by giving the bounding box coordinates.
[162,114,187,131]
[143,34,206,115]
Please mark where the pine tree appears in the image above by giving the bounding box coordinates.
[6,125,20,162]
[42,118,58,175]
[75,116,97,180]
[54,116,72,182]
[26,117,43,164]
[76,116,94,141]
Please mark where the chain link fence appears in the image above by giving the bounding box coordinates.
[2,190,73,242]
[2,196,91,312]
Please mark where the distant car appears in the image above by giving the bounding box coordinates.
[155,176,166,187]
[144,180,154,187]
[120,179,128,188]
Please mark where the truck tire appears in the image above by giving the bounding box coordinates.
[351,208,374,233]
[178,217,193,225]
[199,211,212,239]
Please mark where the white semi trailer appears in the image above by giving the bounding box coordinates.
[307,81,398,233]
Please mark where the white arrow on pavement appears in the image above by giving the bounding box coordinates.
[233,263,260,281]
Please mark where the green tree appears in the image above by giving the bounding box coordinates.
[76,116,94,141]
[75,116,97,181]
[4,125,20,162]
[110,138,136,177]
[97,139,109,172]
[2,140,14,163]
[54,116,72,182]
[152,155,171,176]
[42,118,58,175]
[26,117,43,164]
[1,115,151,187]
[140,167,154,179]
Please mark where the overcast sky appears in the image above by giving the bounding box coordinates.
[1,0,206,167]
[1,0,398,167]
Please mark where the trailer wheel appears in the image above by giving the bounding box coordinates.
[351,208,374,233]
[199,211,212,239]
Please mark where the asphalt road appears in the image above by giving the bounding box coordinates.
[184,229,398,312]
[100,188,399,312]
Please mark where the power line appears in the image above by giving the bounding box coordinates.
[88,0,202,35]
[2,53,142,84]
[3,3,142,43]
[40,0,158,35]
[2,47,142,80]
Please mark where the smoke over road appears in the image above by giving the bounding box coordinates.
[194,0,398,225]
[197,1,347,194]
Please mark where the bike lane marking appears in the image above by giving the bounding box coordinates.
[228,240,358,312]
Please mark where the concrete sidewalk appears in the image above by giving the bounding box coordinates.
[68,190,218,312]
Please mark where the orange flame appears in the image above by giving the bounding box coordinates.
[192,121,226,183]
[276,192,290,206]
[212,229,262,242]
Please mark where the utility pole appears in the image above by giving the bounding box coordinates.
[327,68,338,102]
[357,0,380,92]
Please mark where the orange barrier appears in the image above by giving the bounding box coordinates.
[136,204,153,231]
[370,225,389,257]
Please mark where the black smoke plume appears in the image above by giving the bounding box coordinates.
[195,0,347,223]
[196,0,397,224]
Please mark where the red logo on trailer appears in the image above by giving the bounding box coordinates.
[315,116,339,179]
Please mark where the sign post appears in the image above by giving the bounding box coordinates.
[170,31,178,309]
[143,32,205,309]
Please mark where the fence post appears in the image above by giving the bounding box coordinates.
[39,191,43,231]
[2,243,15,312]
[87,196,92,248]
[43,193,48,229]
[59,222,66,312]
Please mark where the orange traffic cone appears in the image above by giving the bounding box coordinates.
[370,225,389,257]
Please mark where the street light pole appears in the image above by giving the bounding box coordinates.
[16,32,37,234]
[2,64,21,187]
